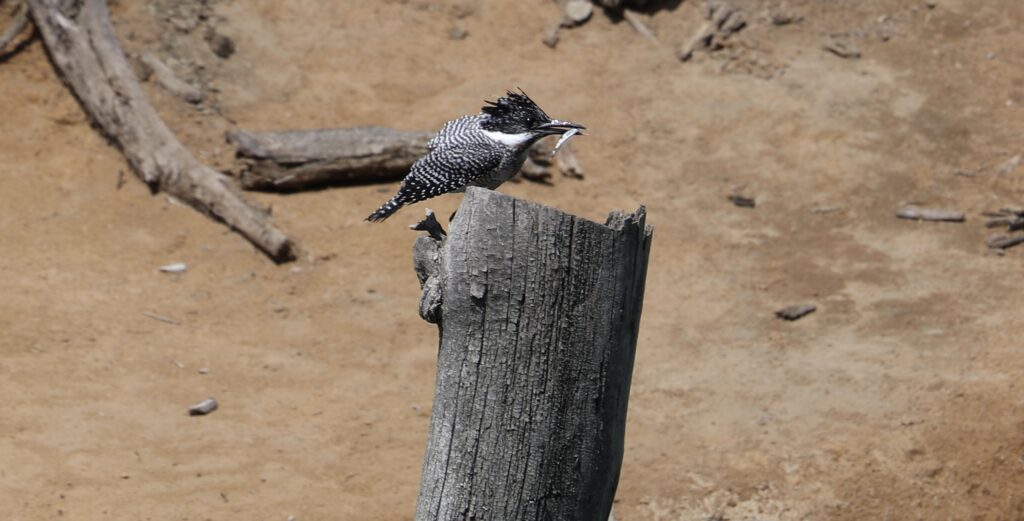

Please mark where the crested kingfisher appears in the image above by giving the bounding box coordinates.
[366,90,585,222]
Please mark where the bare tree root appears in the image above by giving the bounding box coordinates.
[27,0,295,262]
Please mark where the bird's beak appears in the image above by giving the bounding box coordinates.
[536,119,587,135]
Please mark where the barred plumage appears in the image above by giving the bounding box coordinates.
[367,90,584,222]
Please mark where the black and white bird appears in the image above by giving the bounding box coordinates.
[366,90,585,222]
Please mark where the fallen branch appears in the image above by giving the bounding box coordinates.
[987,235,1024,250]
[229,127,432,191]
[27,0,295,261]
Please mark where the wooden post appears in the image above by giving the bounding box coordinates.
[411,188,652,521]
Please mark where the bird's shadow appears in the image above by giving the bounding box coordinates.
[0,32,35,65]
[603,0,685,17]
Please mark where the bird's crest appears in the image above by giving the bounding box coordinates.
[480,89,551,133]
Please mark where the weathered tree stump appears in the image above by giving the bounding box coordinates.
[412,188,652,521]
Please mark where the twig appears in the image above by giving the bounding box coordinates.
[142,310,180,325]
[138,52,203,104]
[0,1,30,53]
[823,39,861,59]
[809,205,843,214]
[678,22,713,61]
[987,235,1024,250]
[896,206,965,222]
[995,154,1021,176]
[622,9,658,44]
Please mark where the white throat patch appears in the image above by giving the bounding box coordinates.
[481,129,532,146]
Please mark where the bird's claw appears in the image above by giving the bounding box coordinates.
[410,208,447,241]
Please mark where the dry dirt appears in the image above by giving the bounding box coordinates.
[2,0,1024,519]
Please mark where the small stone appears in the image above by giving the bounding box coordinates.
[543,24,561,48]
[159,262,187,273]
[727,195,755,208]
[564,0,594,25]
[775,304,817,321]
[823,39,861,59]
[924,0,938,9]
[770,13,802,26]
[198,367,209,375]
[206,31,236,59]
[449,26,469,40]
[188,397,219,416]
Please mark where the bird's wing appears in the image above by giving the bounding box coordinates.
[397,140,506,204]
[427,115,484,151]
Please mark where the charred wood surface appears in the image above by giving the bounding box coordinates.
[411,188,652,520]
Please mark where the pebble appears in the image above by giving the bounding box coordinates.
[159,262,187,273]
[775,304,817,321]
[564,0,594,25]
[188,397,219,416]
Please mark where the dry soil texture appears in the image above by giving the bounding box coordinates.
[1,0,1023,520]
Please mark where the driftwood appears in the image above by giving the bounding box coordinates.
[229,127,433,191]
[231,127,585,192]
[27,0,294,261]
[412,188,652,520]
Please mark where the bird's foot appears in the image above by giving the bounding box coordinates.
[410,208,447,241]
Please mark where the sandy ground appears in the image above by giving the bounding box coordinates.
[2,0,1024,519]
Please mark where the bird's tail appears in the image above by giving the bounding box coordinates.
[366,194,406,222]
